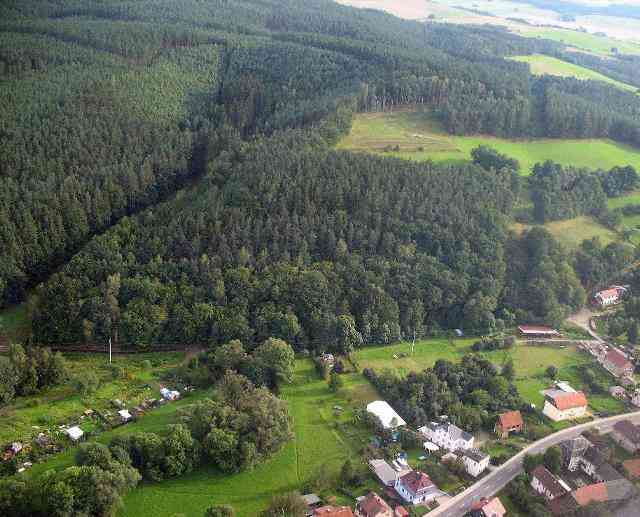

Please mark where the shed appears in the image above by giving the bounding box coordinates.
[118,409,132,422]
[66,426,84,441]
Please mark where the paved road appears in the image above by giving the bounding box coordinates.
[427,411,640,517]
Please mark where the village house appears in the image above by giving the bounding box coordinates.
[458,448,490,477]
[302,494,322,516]
[394,471,443,505]
[517,325,559,338]
[560,436,623,483]
[600,348,634,378]
[549,479,636,515]
[355,492,392,517]
[542,389,588,421]
[593,286,626,308]
[314,506,354,517]
[611,420,640,454]
[632,389,640,407]
[469,497,507,517]
[418,422,474,452]
[530,465,570,501]
[368,459,407,487]
[608,385,626,399]
[494,410,524,439]
[366,401,406,430]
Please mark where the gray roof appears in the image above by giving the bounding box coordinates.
[302,494,321,506]
[429,422,473,442]
[583,446,607,467]
[459,448,488,463]
[560,436,591,465]
[605,479,637,501]
[368,459,398,486]
[597,462,624,482]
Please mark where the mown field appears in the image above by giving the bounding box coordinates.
[0,352,185,444]
[520,26,640,56]
[354,339,625,412]
[337,110,640,174]
[512,216,617,250]
[510,54,637,92]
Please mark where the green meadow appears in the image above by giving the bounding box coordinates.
[337,110,640,174]
[520,27,640,56]
[510,54,637,93]
[354,339,624,412]
[0,302,30,344]
[512,217,617,250]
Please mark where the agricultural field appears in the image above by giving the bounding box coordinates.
[337,110,640,174]
[0,352,184,444]
[520,26,640,56]
[512,216,617,249]
[354,339,625,412]
[510,54,637,92]
[0,302,30,344]
[121,360,378,517]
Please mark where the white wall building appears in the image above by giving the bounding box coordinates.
[418,422,474,451]
[459,449,490,477]
[542,390,588,421]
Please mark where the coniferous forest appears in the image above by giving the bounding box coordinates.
[3,0,640,351]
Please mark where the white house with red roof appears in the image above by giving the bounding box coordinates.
[593,286,626,308]
[542,389,588,421]
[394,471,443,505]
[470,497,507,517]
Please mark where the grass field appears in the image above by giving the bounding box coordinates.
[0,302,30,344]
[119,360,378,517]
[510,54,637,93]
[354,339,625,412]
[520,27,640,56]
[338,110,640,174]
[512,216,617,249]
[0,352,184,444]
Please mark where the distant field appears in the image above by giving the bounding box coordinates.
[338,110,640,174]
[511,54,637,92]
[519,26,640,56]
[512,216,617,249]
[0,302,30,344]
[354,339,624,412]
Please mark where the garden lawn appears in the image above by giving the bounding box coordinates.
[510,54,637,93]
[119,360,376,517]
[0,352,184,444]
[338,110,640,174]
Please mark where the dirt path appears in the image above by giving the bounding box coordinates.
[567,307,604,342]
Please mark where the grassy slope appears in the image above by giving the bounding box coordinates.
[0,352,185,444]
[120,360,378,517]
[0,303,30,343]
[354,339,625,412]
[337,110,640,174]
[510,54,637,93]
[520,27,640,56]
[512,217,617,249]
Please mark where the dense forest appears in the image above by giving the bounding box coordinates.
[3,0,640,349]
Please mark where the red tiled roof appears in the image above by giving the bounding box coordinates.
[623,459,640,479]
[357,492,391,517]
[573,482,608,506]
[480,497,507,517]
[398,471,434,494]
[314,506,354,517]
[551,391,588,410]
[605,349,633,369]
[596,288,620,299]
[614,420,640,445]
[394,507,409,517]
[497,410,523,429]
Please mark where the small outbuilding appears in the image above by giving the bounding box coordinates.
[118,409,132,423]
[66,426,84,441]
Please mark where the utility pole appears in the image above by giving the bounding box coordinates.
[109,337,112,364]
[411,328,416,355]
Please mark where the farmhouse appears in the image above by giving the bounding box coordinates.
[494,410,523,439]
[549,479,636,515]
[458,448,490,477]
[600,348,634,378]
[530,465,569,501]
[366,401,406,430]
[561,437,623,482]
[394,471,442,505]
[418,422,474,451]
[611,420,640,454]
[517,325,559,338]
[609,385,626,399]
[542,390,588,421]
[355,492,392,517]
[469,497,507,517]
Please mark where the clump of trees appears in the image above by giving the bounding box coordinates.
[0,344,67,405]
[365,353,524,431]
[471,336,515,352]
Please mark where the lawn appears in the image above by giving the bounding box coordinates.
[118,360,378,517]
[510,54,637,93]
[0,352,184,444]
[512,217,617,249]
[354,339,625,413]
[337,110,640,174]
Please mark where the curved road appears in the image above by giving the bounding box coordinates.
[428,410,640,517]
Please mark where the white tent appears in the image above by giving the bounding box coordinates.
[366,400,406,429]
[66,426,84,441]
[423,441,440,452]
[118,409,132,422]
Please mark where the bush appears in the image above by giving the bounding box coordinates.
[73,370,101,395]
